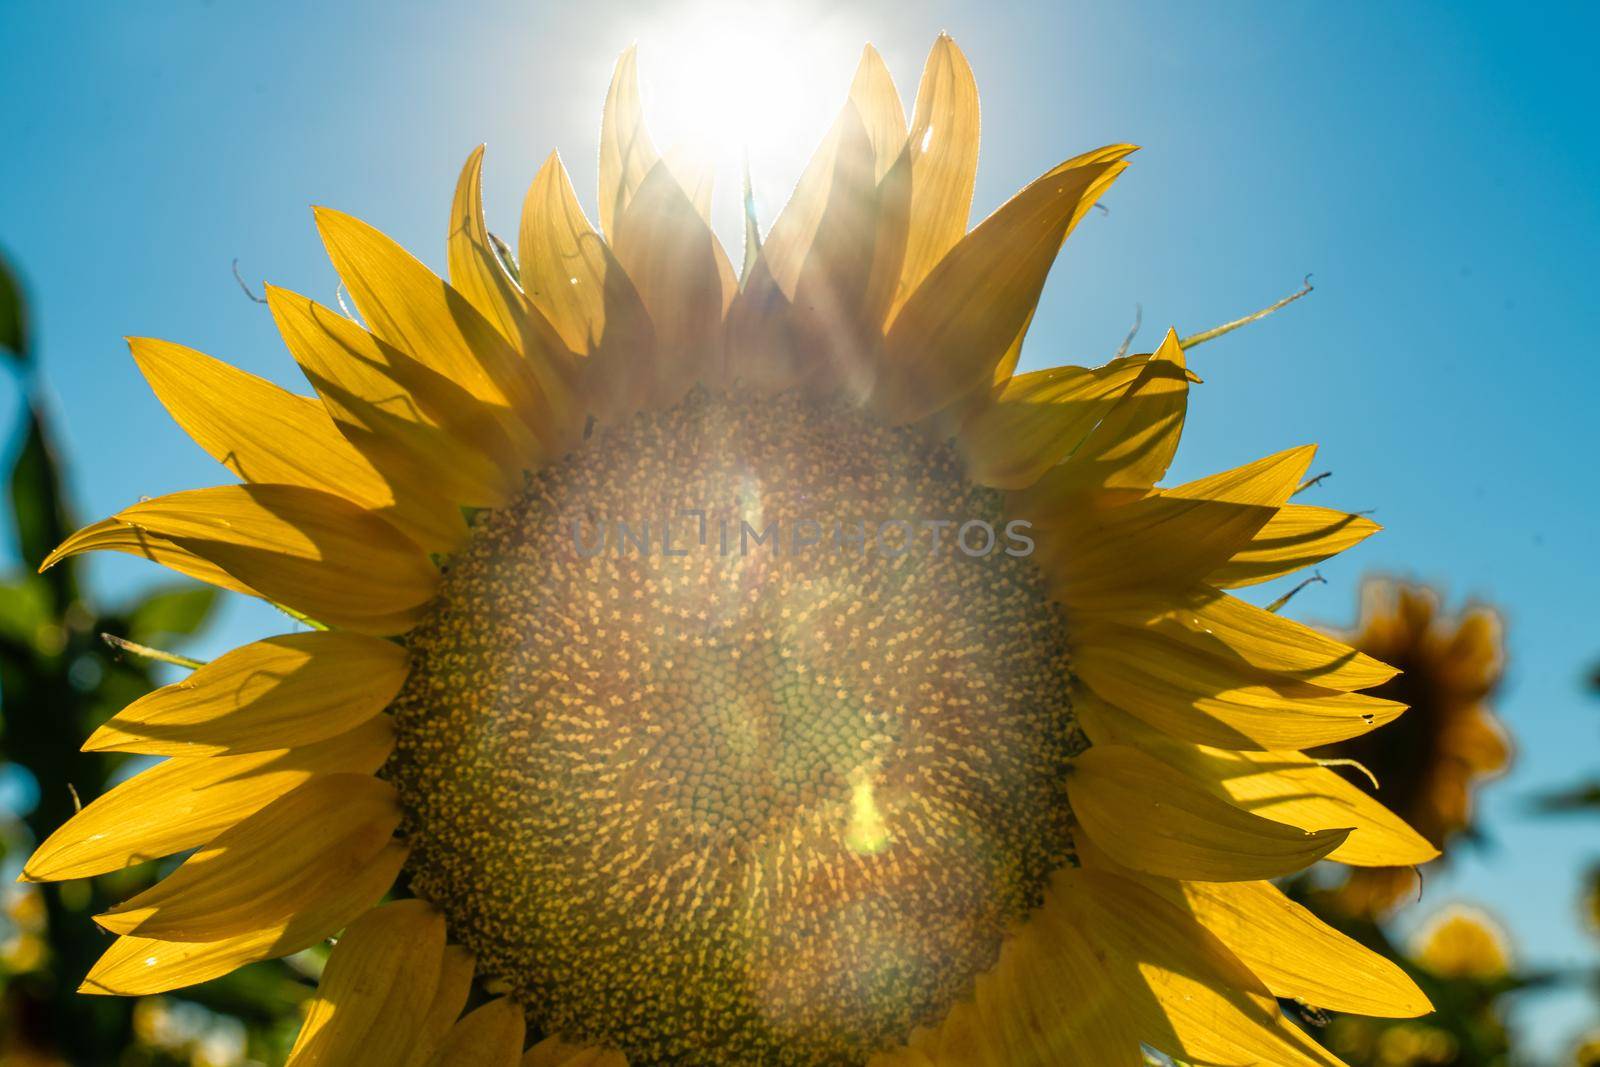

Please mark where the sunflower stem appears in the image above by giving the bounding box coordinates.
[1315,757,1382,790]
[272,602,329,631]
[1294,470,1332,496]
[230,258,267,305]
[488,232,520,285]
[1113,304,1142,360]
[100,633,205,671]
[1264,570,1326,613]
[1179,275,1313,350]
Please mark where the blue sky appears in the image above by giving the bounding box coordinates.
[2,0,1596,1057]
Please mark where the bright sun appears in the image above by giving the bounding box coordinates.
[632,2,871,242]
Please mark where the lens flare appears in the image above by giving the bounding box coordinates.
[632,2,867,240]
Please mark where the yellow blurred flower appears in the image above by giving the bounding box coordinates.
[1411,904,1513,980]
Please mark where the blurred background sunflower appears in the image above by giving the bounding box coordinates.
[1308,579,1513,918]
[2,1,1598,1064]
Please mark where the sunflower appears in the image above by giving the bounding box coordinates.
[25,37,1440,1067]
[1311,579,1511,916]
[1409,905,1512,982]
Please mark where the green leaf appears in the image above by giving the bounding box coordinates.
[9,401,74,576]
[0,249,26,366]
[0,577,53,649]
[1531,781,1600,814]
[126,585,219,643]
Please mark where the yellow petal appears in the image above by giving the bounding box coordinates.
[664,144,717,223]
[788,104,886,399]
[449,147,536,350]
[1069,744,1350,881]
[97,773,399,940]
[893,34,980,317]
[723,251,800,394]
[906,999,992,1065]
[1211,505,1382,587]
[40,517,256,596]
[425,997,526,1067]
[958,356,1146,490]
[129,337,408,522]
[1175,879,1431,1017]
[314,207,565,453]
[1074,693,1437,868]
[1095,585,1398,692]
[79,840,406,996]
[873,145,1135,424]
[404,946,478,1067]
[85,631,407,756]
[611,161,733,404]
[1016,330,1189,506]
[520,152,655,419]
[522,1040,627,1067]
[1164,443,1316,506]
[761,46,896,300]
[1033,495,1275,604]
[861,149,914,337]
[104,485,437,635]
[287,900,446,1066]
[848,44,908,180]
[1048,868,1351,1067]
[598,46,660,240]
[23,716,393,882]
[1185,746,1438,867]
[269,284,521,515]
[1074,625,1406,749]
[965,906,1145,1066]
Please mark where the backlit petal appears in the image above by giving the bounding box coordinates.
[287,900,446,1066]
[79,840,405,996]
[101,484,438,635]
[1048,869,1352,1067]
[425,997,526,1067]
[1075,626,1406,749]
[1075,693,1436,867]
[598,46,660,240]
[1174,879,1431,1016]
[41,517,256,596]
[1015,331,1189,506]
[1070,744,1350,881]
[1093,585,1398,692]
[269,284,522,516]
[23,716,393,882]
[448,146,530,349]
[404,946,478,1067]
[1211,505,1382,587]
[97,774,400,940]
[611,161,733,404]
[129,337,398,515]
[521,152,655,419]
[314,207,566,452]
[959,356,1146,490]
[85,631,407,756]
[873,145,1134,424]
[894,34,981,316]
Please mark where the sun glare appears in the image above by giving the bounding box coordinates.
[633,3,867,241]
